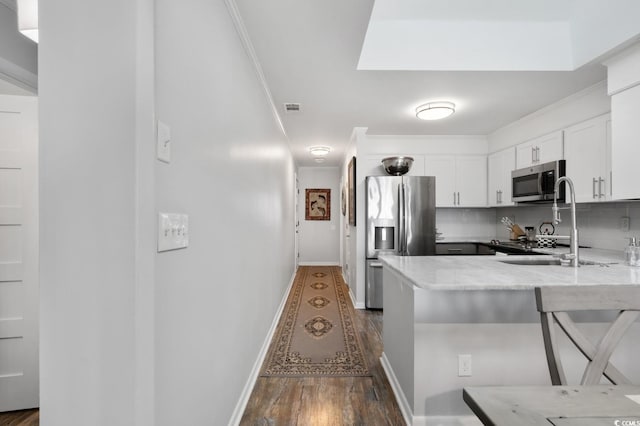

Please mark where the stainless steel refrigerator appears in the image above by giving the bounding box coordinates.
[365,176,436,309]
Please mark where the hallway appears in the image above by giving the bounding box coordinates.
[239,267,404,425]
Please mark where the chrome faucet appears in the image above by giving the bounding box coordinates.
[552,176,579,267]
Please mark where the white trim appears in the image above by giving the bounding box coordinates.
[227,270,297,426]
[381,353,482,426]
[224,0,287,140]
[349,287,365,310]
[0,0,16,12]
[380,353,412,426]
[297,261,340,266]
[412,416,483,426]
[0,57,37,93]
[489,80,606,137]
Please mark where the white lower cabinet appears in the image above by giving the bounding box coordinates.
[488,148,515,207]
[564,114,611,203]
[425,155,487,207]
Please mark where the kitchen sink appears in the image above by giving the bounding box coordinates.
[499,258,563,266]
[498,258,603,266]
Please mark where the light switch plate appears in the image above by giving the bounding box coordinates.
[158,213,189,252]
[157,121,171,163]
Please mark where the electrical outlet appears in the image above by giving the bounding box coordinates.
[621,216,630,232]
[458,354,472,377]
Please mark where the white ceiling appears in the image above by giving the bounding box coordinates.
[236,1,638,167]
[361,0,640,71]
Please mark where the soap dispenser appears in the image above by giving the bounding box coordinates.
[625,237,639,266]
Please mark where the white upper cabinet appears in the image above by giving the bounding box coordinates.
[515,130,563,169]
[611,84,640,199]
[605,43,640,200]
[425,156,456,207]
[564,114,611,203]
[487,147,515,207]
[425,155,487,207]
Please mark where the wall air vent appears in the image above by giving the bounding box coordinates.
[284,103,301,113]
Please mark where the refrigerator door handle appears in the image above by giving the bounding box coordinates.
[398,183,406,255]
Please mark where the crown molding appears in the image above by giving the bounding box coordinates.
[0,0,16,12]
[224,0,288,141]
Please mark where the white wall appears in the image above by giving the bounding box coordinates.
[341,130,359,304]
[488,81,610,153]
[154,1,295,425]
[297,167,340,265]
[39,1,295,425]
[39,0,141,424]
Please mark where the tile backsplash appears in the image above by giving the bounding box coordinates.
[437,201,640,252]
[436,208,497,238]
[499,201,640,252]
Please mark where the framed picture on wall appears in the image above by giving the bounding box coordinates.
[348,156,356,226]
[305,188,331,221]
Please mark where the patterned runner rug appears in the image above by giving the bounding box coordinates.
[261,266,370,376]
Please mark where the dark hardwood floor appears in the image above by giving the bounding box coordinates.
[240,306,405,425]
[0,409,39,426]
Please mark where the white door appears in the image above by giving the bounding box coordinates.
[0,95,38,411]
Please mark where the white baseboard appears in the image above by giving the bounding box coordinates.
[227,270,297,426]
[349,287,365,309]
[380,353,412,426]
[412,416,482,426]
[298,261,340,266]
[380,354,481,426]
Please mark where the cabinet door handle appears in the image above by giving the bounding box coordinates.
[496,190,500,204]
[531,147,536,163]
[536,147,540,162]
[453,192,456,205]
[593,177,598,199]
[599,177,605,198]
[457,192,461,205]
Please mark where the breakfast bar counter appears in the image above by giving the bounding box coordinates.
[377,253,640,426]
[380,249,640,291]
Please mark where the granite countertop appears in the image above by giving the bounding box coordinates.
[379,248,640,291]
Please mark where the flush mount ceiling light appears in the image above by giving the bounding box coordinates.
[17,0,38,43]
[309,146,331,156]
[415,101,455,120]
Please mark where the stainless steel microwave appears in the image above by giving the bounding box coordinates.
[511,160,565,203]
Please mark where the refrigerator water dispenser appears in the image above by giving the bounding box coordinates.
[375,226,395,250]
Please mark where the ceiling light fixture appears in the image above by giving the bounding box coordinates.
[309,146,331,156]
[17,0,38,43]
[415,101,455,120]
